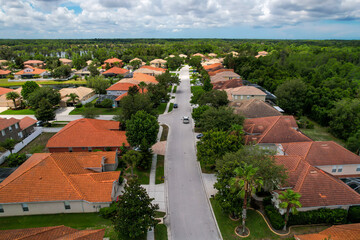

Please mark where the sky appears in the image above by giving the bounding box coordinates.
[0,0,360,39]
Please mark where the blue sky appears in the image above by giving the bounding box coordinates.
[0,0,359,39]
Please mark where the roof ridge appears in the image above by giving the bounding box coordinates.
[257,116,281,143]
[17,226,66,240]
[294,161,311,191]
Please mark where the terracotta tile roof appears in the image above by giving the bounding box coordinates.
[59,58,72,63]
[208,68,234,76]
[60,87,94,102]
[0,225,105,240]
[224,86,267,101]
[0,87,13,95]
[19,116,37,130]
[203,63,223,71]
[208,53,217,57]
[46,118,128,149]
[192,53,206,58]
[0,152,119,203]
[107,82,136,91]
[23,60,44,64]
[15,67,46,75]
[295,223,360,240]
[179,54,187,58]
[244,116,312,144]
[150,59,167,64]
[120,73,158,85]
[212,78,243,90]
[130,58,143,62]
[115,92,128,101]
[0,69,11,75]
[139,65,167,72]
[102,67,129,75]
[104,58,122,64]
[281,141,360,166]
[229,99,282,118]
[0,117,20,131]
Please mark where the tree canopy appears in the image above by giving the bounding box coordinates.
[27,87,61,109]
[21,81,40,100]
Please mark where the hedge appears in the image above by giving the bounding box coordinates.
[348,206,360,223]
[264,205,285,230]
[288,208,347,226]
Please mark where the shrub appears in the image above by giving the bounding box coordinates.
[99,202,117,219]
[75,102,82,108]
[6,153,27,167]
[6,74,14,79]
[348,206,360,223]
[265,205,285,230]
[263,196,272,207]
[84,102,93,108]
[100,99,113,108]
[288,208,347,226]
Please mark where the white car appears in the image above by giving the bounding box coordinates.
[183,116,190,124]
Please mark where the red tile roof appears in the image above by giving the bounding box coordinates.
[19,116,37,130]
[15,67,46,75]
[281,141,360,166]
[0,87,13,95]
[244,116,312,144]
[0,225,105,240]
[102,67,129,75]
[0,69,11,76]
[106,82,136,91]
[229,99,282,118]
[23,60,44,64]
[295,223,360,240]
[0,117,20,131]
[139,65,167,72]
[120,73,158,85]
[104,58,122,64]
[203,63,223,71]
[212,78,243,90]
[208,68,234,76]
[0,152,119,203]
[46,118,128,149]
[115,92,128,101]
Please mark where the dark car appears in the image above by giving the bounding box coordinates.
[173,103,178,108]
[196,133,204,139]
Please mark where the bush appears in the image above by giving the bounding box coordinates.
[263,196,272,207]
[288,208,347,226]
[84,102,93,108]
[297,118,315,129]
[99,203,117,219]
[6,153,27,167]
[71,75,79,80]
[100,99,113,108]
[75,102,82,108]
[265,205,285,230]
[348,206,360,223]
[6,74,14,79]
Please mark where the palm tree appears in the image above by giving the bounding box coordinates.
[230,162,263,235]
[279,189,302,231]
[138,81,147,93]
[6,91,20,109]
[122,150,142,177]
[66,93,79,106]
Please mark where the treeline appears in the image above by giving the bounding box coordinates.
[223,42,360,152]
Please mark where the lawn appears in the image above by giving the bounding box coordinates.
[168,103,174,113]
[0,79,86,87]
[157,103,167,115]
[125,167,150,185]
[299,117,345,146]
[172,86,177,93]
[69,107,122,115]
[0,109,35,115]
[155,211,166,218]
[155,155,165,184]
[160,124,169,141]
[191,85,203,94]
[155,224,168,240]
[19,132,56,154]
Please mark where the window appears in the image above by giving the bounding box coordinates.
[82,147,86,150]
[18,132,23,138]
[357,165,360,172]
[247,95,250,99]
[332,166,337,173]
[22,203,29,212]
[64,201,71,210]
[69,147,73,152]
[88,147,92,152]
[338,166,343,173]
[0,204,3,213]
[15,123,19,129]
[8,126,12,132]
[1,130,5,136]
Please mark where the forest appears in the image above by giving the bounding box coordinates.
[1,38,360,150]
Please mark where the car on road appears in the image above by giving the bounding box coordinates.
[173,103,178,108]
[183,116,190,124]
[196,133,204,139]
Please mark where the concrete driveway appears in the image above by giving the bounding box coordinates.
[159,66,221,240]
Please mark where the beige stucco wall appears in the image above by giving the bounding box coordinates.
[0,201,111,217]
[317,164,360,176]
[232,95,266,102]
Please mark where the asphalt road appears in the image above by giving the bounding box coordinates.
[159,66,221,240]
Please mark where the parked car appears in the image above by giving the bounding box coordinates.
[174,103,178,108]
[183,116,190,124]
[196,133,204,139]
[36,121,44,127]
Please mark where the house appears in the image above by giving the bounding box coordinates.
[295,223,360,240]
[0,151,124,216]
[192,53,206,60]
[168,54,175,58]
[210,71,241,83]
[212,78,243,90]
[102,58,123,68]
[0,69,11,78]
[102,66,129,77]
[0,87,21,108]
[229,99,282,118]
[74,67,90,78]
[14,66,49,79]
[59,87,95,107]
[106,81,148,107]
[150,59,167,68]
[130,57,146,66]
[0,60,8,68]
[208,68,234,76]
[243,116,312,144]
[203,63,223,72]
[134,66,167,76]
[0,225,105,239]
[86,60,93,65]
[119,72,158,85]
[46,118,129,152]
[208,53,217,58]
[0,116,37,142]
[202,58,223,66]
[255,51,268,58]
[59,58,72,66]
[179,54,187,58]
[223,86,267,102]
[23,60,44,68]
[229,51,239,57]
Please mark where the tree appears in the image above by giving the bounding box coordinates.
[346,130,360,154]
[278,189,302,231]
[35,98,55,123]
[197,106,244,131]
[275,79,308,115]
[112,179,159,239]
[202,75,213,91]
[192,105,210,123]
[189,56,202,70]
[138,81,147,93]
[27,87,61,109]
[128,85,139,96]
[129,60,142,70]
[122,150,142,177]
[66,93,79,105]
[100,99,113,108]
[86,76,110,94]
[119,93,155,122]
[0,138,19,154]
[5,153,27,167]
[6,91,20,109]
[126,110,159,148]
[197,90,229,108]
[88,64,100,76]
[21,81,40,101]
[155,72,180,87]
[230,163,263,235]
[51,65,71,78]
[166,56,183,70]
[81,107,99,119]
[146,83,169,106]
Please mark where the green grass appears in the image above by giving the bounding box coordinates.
[155,224,168,240]
[155,211,166,218]
[167,86,172,92]
[172,86,177,93]
[191,85,203,94]
[155,155,165,184]
[0,109,35,115]
[157,103,167,115]
[0,79,86,87]
[168,103,174,113]
[125,167,150,184]
[160,124,169,141]
[19,132,56,154]
[299,117,345,146]
[211,198,283,240]
[69,107,122,115]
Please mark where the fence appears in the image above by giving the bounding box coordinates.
[0,127,43,165]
